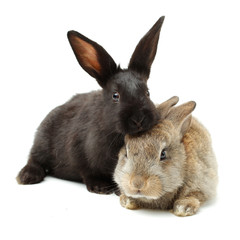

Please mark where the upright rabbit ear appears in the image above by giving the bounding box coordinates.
[67,31,118,88]
[128,16,165,80]
[166,101,196,137]
[157,96,179,120]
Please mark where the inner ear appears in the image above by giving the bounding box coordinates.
[68,34,101,76]
[68,31,118,87]
[124,135,130,143]
[76,39,101,74]
[180,115,192,137]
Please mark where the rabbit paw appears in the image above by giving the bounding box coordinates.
[85,178,116,194]
[120,195,139,210]
[173,197,200,217]
[17,164,45,184]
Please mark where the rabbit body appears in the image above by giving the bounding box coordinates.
[18,91,124,191]
[114,97,218,216]
[17,17,165,194]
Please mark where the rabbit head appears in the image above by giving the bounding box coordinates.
[67,17,165,135]
[114,97,196,200]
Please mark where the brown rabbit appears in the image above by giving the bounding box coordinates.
[114,96,218,216]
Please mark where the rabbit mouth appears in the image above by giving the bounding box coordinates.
[125,188,161,200]
[126,192,160,200]
[125,114,158,135]
[128,126,144,135]
[120,174,163,200]
[119,104,159,135]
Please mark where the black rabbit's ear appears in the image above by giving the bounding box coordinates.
[67,31,117,88]
[128,16,165,81]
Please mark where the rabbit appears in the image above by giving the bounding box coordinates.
[114,96,218,216]
[17,17,166,194]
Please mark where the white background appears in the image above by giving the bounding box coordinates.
[1,0,239,239]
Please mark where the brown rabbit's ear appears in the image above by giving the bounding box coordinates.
[67,31,117,88]
[128,16,165,81]
[166,101,196,137]
[156,96,179,120]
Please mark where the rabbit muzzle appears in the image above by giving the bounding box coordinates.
[122,107,159,135]
[121,174,162,200]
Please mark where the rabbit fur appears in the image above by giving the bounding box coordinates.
[114,96,218,216]
[17,17,166,194]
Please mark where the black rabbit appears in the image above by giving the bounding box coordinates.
[17,16,165,194]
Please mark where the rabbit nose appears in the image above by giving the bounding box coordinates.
[130,117,144,129]
[131,176,145,190]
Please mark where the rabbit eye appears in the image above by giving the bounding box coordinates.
[112,92,120,103]
[160,149,167,161]
[146,90,150,97]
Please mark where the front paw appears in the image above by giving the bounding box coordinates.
[17,164,45,185]
[173,197,200,217]
[85,178,116,194]
[120,195,139,210]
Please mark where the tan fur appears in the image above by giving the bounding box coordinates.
[114,97,218,217]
